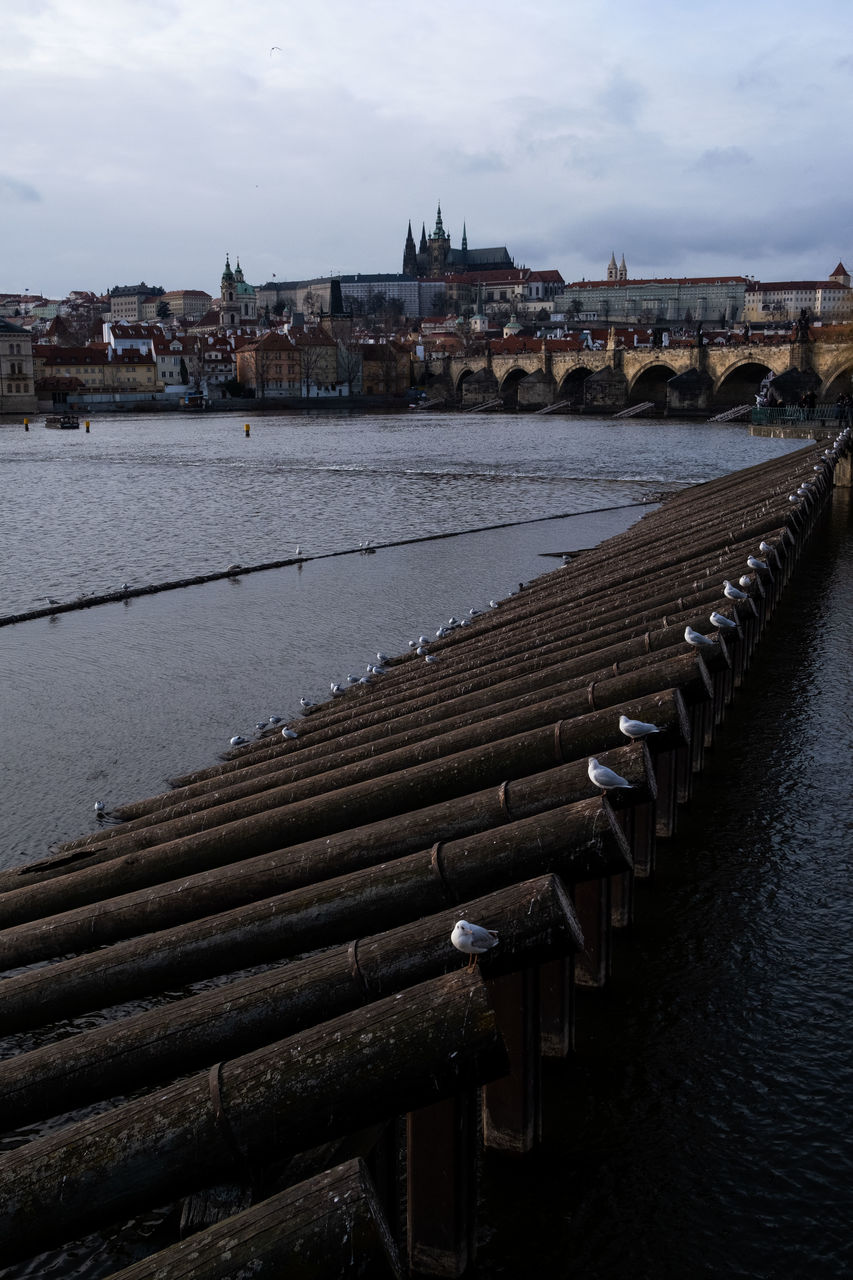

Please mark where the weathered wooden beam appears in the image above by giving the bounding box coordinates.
[0,795,627,1031]
[0,875,581,1132]
[105,1158,402,1280]
[0,970,507,1267]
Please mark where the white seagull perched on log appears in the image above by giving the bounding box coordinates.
[723,579,748,600]
[710,610,738,630]
[281,726,298,739]
[588,757,635,796]
[746,556,767,571]
[229,735,247,747]
[94,800,106,814]
[685,624,717,648]
[619,714,661,740]
[451,920,498,968]
[739,575,752,589]
[759,541,773,555]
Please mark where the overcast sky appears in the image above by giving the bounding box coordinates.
[3,0,851,298]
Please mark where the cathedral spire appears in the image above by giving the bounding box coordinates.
[433,202,445,239]
[419,223,428,254]
[403,220,418,277]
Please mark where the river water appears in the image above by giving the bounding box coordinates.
[0,410,849,1278]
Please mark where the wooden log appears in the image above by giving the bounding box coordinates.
[0,970,507,1267]
[0,682,690,922]
[0,796,627,1031]
[0,875,580,1131]
[105,1158,402,1280]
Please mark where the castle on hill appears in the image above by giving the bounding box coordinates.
[402,204,514,279]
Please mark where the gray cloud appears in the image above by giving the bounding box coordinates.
[694,146,753,172]
[0,176,41,203]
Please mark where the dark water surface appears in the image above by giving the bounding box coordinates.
[478,486,853,1280]
[2,411,847,1278]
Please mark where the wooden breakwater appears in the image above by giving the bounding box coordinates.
[0,429,849,1278]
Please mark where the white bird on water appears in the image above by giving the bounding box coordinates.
[94,800,105,814]
[451,920,498,968]
[229,735,247,747]
[710,610,737,630]
[619,714,661,740]
[723,579,748,600]
[588,757,634,795]
[684,625,716,648]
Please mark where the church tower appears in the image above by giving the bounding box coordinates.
[220,254,257,329]
[428,202,451,278]
[403,220,418,278]
[618,254,628,281]
[607,251,618,281]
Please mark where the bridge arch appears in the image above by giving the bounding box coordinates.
[557,366,593,406]
[497,366,531,408]
[452,366,477,394]
[627,363,678,409]
[713,359,773,406]
[820,358,853,400]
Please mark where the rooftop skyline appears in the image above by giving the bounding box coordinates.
[3,0,851,298]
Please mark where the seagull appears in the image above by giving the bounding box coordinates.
[416,646,427,655]
[619,714,661,740]
[448,617,459,627]
[425,654,438,663]
[469,607,480,617]
[255,722,267,731]
[229,735,247,746]
[347,673,360,685]
[281,726,298,739]
[418,635,430,645]
[436,626,450,638]
[94,800,105,814]
[739,575,753,589]
[45,597,61,606]
[300,697,315,710]
[270,45,282,55]
[295,545,302,557]
[376,652,389,665]
[710,610,737,630]
[489,600,498,609]
[451,920,498,968]
[746,555,767,571]
[588,757,634,795]
[788,494,799,502]
[759,541,773,555]
[268,714,283,724]
[723,579,748,600]
[371,665,386,675]
[330,682,343,695]
[359,675,371,684]
[685,624,717,648]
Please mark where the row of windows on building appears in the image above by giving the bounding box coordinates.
[6,382,30,394]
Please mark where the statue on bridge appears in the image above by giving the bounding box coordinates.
[792,308,812,343]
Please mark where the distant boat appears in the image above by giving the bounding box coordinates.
[44,413,80,430]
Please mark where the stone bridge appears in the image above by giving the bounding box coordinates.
[428,337,853,414]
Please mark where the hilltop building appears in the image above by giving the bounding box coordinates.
[554,258,749,326]
[402,205,514,279]
[743,263,852,322]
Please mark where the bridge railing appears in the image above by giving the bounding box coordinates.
[751,404,849,426]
